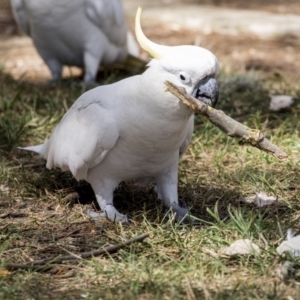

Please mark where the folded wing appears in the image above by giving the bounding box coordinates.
[44,98,119,181]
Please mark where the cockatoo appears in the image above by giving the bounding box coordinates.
[21,8,219,223]
[10,0,139,84]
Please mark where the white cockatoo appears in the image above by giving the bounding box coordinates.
[21,8,219,223]
[10,0,139,84]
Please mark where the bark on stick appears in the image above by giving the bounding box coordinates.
[165,81,287,160]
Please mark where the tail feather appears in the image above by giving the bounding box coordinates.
[18,143,47,159]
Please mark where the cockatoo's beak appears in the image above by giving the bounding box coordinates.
[192,75,219,107]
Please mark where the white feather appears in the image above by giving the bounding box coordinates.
[10,0,30,35]
[10,0,139,84]
[19,144,46,158]
[21,9,219,223]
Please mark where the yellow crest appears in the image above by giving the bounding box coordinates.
[135,7,163,59]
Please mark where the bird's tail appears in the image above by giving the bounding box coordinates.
[18,143,48,159]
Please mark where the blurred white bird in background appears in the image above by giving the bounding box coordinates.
[10,0,140,84]
[21,8,219,223]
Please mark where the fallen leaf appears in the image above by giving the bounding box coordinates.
[269,95,294,111]
[220,239,260,256]
[239,191,276,207]
[254,191,277,207]
[238,195,256,204]
[275,261,296,280]
[277,229,300,257]
[0,184,10,194]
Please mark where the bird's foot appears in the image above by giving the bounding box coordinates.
[169,203,196,224]
[87,205,129,223]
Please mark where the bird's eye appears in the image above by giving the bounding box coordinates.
[179,72,190,84]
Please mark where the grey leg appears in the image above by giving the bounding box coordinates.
[45,58,63,82]
[88,178,128,223]
[155,168,190,222]
[83,50,102,85]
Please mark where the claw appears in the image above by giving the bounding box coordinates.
[87,208,104,218]
[170,203,196,224]
[87,205,129,223]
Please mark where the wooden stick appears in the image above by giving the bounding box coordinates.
[165,81,288,160]
[5,232,150,271]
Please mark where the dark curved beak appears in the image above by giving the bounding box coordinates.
[192,75,219,107]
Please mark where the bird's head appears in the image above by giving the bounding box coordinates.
[135,7,219,107]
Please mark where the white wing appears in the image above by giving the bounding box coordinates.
[45,92,120,181]
[10,0,30,35]
[85,0,127,46]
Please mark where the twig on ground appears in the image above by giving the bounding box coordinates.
[7,163,45,171]
[0,212,28,219]
[165,81,288,160]
[60,191,80,203]
[38,229,81,242]
[5,232,150,271]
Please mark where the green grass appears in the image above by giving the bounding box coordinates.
[0,69,300,299]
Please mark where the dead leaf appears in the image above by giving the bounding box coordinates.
[0,184,10,194]
[277,229,300,257]
[275,261,296,280]
[220,239,260,256]
[254,191,277,207]
[269,95,294,111]
[239,191,276,207]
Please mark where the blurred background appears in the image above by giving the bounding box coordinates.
[1,0,300,82]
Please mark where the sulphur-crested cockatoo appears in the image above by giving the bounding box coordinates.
[10,0,139,84]
[21,8,219,223]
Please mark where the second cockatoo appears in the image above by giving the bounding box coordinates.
[20,8,219,223]
[10,0,139,84]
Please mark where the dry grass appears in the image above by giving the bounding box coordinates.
[0,67,300,299]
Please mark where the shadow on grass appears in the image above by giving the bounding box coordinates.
[0,272,286,300]
[0,273,84,300]
[9,157,296,231]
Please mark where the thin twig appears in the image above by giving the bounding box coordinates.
[7,163,45,171]
[60,191,80,203]
[0,212,28,219]
[37,229,81,242]
[165,81,288,160]
[5,232,150,271]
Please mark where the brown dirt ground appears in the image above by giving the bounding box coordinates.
[180,0,300,15]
